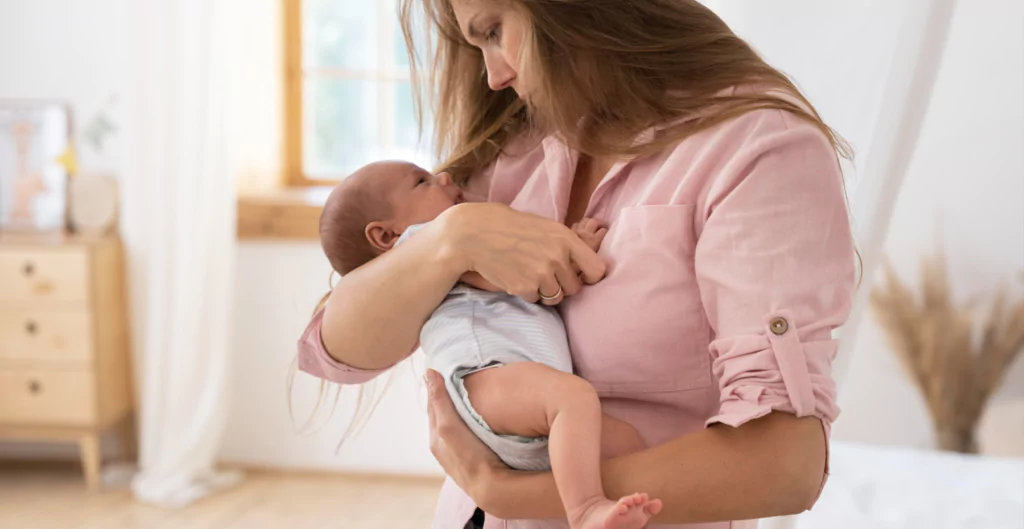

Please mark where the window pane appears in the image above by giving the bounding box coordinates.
[304,0,377,70]
[393,81,421,151]
[392,5,431,70]
[393,81,434,168]
[304,77,380,179]
[394,21,410,68]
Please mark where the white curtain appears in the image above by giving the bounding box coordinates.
[122,0,241,508]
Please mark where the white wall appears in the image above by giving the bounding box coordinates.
[221,242,439,475]
[1,0,1020,471]
[0,0,133,175]
[831,0,1024,456]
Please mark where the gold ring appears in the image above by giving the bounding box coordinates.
[539,286,563,301]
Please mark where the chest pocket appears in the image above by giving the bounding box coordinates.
[562,205,711,395]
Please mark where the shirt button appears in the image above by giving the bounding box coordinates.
[770,317,789,335]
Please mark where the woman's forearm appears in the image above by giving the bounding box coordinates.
[321,219,464,370]
[480,413,826,523]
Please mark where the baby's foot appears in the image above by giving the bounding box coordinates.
[574,493,663,529]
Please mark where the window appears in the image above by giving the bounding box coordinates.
[284,0,432,186]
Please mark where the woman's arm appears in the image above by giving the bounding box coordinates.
[460,217,607,293]
[459,272,504,292]
[320,204,607,370]
[320,216,464,370]
[425,370,823,523]
[482,413,824,521]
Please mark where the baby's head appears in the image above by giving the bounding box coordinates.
[319,161,464,275]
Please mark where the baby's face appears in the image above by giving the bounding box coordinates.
[385,163,465,229]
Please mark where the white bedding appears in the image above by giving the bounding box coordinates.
[795,441,1024,529]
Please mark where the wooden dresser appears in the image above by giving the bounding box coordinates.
[0,233,134,489]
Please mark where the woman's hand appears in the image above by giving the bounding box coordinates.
[436,203,607,305]
[425,369,507,507]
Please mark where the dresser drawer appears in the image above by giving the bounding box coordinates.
[0,369,96,426]
[0,311,94,363]
[0,249,89,305]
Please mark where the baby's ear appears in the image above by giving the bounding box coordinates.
[366,221,400,253]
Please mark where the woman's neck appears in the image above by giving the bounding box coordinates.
[565,153,617,226]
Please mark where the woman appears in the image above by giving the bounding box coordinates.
[296,0,857,527]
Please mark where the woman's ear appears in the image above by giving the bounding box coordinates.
[366,221,400,253]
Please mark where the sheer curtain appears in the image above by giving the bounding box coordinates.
[703,1,957,527]
[122,0,242,508]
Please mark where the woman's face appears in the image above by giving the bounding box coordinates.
[450,0,533,99]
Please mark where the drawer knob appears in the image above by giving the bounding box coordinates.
[28,380,42,394]
[25,320,38,335]
[32,280,54,295]
[22,262,35,276]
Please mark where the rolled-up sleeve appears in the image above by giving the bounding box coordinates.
[695,110,856,430]
[296,308,389,384]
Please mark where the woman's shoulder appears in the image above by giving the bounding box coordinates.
[658,90,836,172]
[703,105,831,154]
[646,92,842,211]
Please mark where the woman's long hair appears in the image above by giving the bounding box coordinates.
[400,0,851,184]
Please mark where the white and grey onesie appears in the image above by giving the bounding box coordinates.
[400,222,574,471]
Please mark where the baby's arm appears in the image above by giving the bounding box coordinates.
[572,218,608,253]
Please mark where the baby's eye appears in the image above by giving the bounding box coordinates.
[417,177,427,185]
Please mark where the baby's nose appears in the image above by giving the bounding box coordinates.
[435,172,453,186]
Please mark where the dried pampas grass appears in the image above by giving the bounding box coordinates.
[870,248,1024,453]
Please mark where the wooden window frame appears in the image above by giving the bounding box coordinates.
[235,0,320,241]
[240,0,418,239]
[282,0,312,187]
[281,0,417,187]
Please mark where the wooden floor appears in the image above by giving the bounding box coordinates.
[0,462,443,529]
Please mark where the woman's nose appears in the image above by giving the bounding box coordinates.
[484,53,515,91]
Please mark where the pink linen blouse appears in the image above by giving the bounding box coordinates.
[297,101,857,529]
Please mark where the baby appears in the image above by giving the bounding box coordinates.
[318,161,662,529]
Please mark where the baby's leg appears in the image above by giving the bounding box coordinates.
[463,368,644,459]
[463,363,661,529]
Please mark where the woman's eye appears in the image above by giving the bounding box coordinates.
[485,25,501,42]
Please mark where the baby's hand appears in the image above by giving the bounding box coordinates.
[572,218,608,252]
